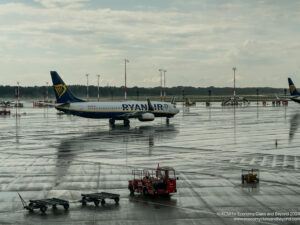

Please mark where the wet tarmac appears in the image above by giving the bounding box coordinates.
[1,102,300,224]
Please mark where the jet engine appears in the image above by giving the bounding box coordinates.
[138,113,155,122]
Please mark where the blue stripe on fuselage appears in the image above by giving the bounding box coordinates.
[56,108,175,119]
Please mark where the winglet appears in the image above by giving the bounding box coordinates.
[147,98,154,111]
[171,96,176,104]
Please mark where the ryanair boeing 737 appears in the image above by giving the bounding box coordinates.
[51,71,179,126]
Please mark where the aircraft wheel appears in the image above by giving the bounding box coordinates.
[124,119,130,126]
[40,206,47,213]
[101,199,106,206]
[166,118,170,125]
[82,197,87,206]
[64,204,69,210]
[94,200,99,207]
[143,188,148,196]
[109,118,115,126]
[129,185,134,195]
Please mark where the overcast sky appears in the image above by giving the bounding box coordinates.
[0,0,300,87]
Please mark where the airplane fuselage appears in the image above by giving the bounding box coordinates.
[56,101,179,119]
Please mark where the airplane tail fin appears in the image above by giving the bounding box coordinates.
[288,78,300,96]
[50,71,85,103]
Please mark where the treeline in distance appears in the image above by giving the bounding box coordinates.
[0,85,287,99]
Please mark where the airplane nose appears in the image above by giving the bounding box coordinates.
[175,108,179,114]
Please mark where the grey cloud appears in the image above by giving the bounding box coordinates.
[1,1,300,87]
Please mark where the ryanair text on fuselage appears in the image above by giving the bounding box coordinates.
[122,103,168,111]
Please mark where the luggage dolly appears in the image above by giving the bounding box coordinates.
[81,192,120,206]
[241,169,260,184]
[18,193,69,213]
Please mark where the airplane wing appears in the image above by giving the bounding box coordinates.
[119,111,144,119]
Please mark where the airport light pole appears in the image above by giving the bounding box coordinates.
[86,74,89,101]
[182,88,185,107]
[97,74,100,102]
[159,69,163,101]
[232,67,236,100]
[163,69,167,102]
[46,82,48,103]
[124,59,129,101]
[284,88,287,98]
[16,82,19,115]
[17,81,19,104]
[136,87,139,100]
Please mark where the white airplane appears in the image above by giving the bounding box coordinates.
[50,71,179,126]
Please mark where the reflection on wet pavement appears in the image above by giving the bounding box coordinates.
[289,113,300,142]
[1,103,300,224]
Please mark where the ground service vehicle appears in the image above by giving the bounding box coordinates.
[241,169,260,184]
[81,192,120,206]
[128,164,177,196]
[18,193,69,213]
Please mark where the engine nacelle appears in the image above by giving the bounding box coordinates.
[138,113,155,122]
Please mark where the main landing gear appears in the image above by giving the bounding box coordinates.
[166,118,170,125]
[109,118,130,127]
[109,118,115,126]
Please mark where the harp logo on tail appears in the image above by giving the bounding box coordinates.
[54,84,67,98]
[290,84,296,93]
